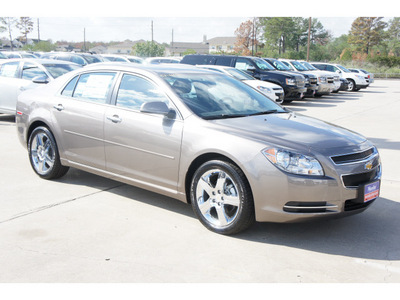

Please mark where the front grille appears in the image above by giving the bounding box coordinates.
[331,147,375,165]
[342,168,379,188]
[327,77,334,83]
[310,78,317,85]
[296,78,305,87]
[283,201,338,213]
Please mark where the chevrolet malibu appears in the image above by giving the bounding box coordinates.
[16,63,382,235]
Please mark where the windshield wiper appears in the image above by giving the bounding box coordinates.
[247,109,286,116]
[204,114,249,120]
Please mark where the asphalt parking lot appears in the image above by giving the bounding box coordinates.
[0,80,399,284]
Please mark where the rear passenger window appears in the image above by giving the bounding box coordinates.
[68,72,116,103]
[0,61,19,78]
[215,57,232,66]
[116,74,169,110]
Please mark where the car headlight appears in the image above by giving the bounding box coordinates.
[257,86,272,93]
[319,76,326,83]
[286,78,296,86]
[262,147,324,176]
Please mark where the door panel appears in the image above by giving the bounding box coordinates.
[51,72,116,169]
[104,73,183,191]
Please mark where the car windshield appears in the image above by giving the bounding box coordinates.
[337,64,351,73]
[82,55,102,64]
[43,63,81,78]
[225,68,255,80]
[291,61,308,71]
[267,59,291,71]
[252,58,276,70]
[162,72,285,120]
[300,61,318,70]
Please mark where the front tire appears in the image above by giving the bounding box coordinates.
[347,79,356,91]
[190,160,255,235]
[28,126,69,180]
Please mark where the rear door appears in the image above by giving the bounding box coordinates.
[104,73,183,192]
[52,71,117,169]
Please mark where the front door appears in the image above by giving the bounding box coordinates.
[104,73,183,193]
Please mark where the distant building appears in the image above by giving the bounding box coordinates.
[166,41,209,56]
[207,37,237,54]
[107,39,146,54]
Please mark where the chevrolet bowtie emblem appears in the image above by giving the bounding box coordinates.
[365,161,373,170]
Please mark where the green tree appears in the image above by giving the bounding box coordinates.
[132,41,165,57]
[259,17,296,55]
[0,17,17,50]
[387,17,400,56]
[16,17,34,44]
[348,17,387,54]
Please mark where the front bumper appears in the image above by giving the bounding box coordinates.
[284,86,307,100]
[249,145,381,223]
[315,82,334,95]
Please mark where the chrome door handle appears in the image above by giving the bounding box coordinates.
[106,115,122,123]
[53,104,64,111]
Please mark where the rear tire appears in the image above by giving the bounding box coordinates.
[190,160,255,235]
[28,126,69,180]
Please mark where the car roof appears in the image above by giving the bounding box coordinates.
[0,58,80,66]
[82,62,215,75]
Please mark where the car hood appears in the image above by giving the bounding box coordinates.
[210,112,367,154]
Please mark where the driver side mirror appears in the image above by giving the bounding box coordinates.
[140,101,176,119]
[32,75,50,84]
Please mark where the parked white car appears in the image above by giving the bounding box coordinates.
[197,65,284,103]
[312,62,369,91]
[145,57,182,64]
[279,59,338,96]
[350,68,374,84]
[100,54,143,64]
[0,59,81,115]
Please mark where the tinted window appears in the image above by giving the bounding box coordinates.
[69,55,86,65]
[325,65,337,72]
[22,62,48,80]
[116,74,169,110]
[313,64,326,71]
[43,63,81,78]
[73,72,116,103]
[0,61,19,78]
[181,55,214,65]
[215,57,232,66]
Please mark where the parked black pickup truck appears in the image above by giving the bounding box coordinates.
[180,54,307,103]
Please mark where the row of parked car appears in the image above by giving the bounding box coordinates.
[0,50,182,66]
[179,54,373,104]
[0,51,373,115]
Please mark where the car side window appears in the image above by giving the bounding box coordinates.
[70,55,86,65]
[22,62,48,80]
[215,57,232,66]
[235,58,253,71]
[61,75,79,97]
[0,61,20,78]
[72,72,116,103]
[116,74,169,111]
[324,65,333,72]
